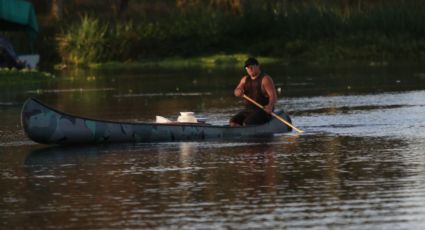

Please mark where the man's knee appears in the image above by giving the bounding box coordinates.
[244,112,270,125]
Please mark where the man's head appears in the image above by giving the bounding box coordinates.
[244,57,260,78]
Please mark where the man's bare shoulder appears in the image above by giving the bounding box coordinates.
[240,75,249,83]
[262,74,274,83]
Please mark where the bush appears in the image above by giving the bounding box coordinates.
[56,16,108,66]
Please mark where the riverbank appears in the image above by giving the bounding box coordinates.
[0,68,55,82]
[85,54,281,70]
[67,53,399,71]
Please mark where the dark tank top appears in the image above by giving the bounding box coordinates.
[243,72,269,109]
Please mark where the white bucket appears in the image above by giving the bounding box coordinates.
[177,112,197,123]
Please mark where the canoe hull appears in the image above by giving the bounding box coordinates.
[21,97,292,145]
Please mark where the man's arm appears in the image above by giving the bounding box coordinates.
[234,76,247,97]
[262,75,277,114]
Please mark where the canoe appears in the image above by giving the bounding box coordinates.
[21,97,293,145]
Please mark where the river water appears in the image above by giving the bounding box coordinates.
[1,63,425,229]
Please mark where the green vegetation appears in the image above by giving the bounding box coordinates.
[0,68,55,85]
[56,16,108,65]
[31,0,425,67]
[88,54,281,70]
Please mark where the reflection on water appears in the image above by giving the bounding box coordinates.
[0,135,423,229]
[26,88,115,94]
[1,63,425,229]
[114,92,213,98]
[292,91,425,138]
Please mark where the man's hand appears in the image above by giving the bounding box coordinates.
[264,104,273,114]
[234,88,244,97]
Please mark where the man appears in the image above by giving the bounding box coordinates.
[229,57,278,127]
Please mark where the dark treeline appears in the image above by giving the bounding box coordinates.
[26,0,425,65]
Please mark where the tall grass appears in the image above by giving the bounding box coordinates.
[52,1,425,65]
[56,16,108,65]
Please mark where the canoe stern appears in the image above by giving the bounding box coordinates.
[21,98,59,144]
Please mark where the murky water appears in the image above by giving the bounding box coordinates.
[1,63,425,229]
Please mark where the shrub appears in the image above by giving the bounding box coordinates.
[56,16,108,66]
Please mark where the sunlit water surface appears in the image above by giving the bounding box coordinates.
[1,63,425,229]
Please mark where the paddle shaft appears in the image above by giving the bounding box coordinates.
[242,94,304,133]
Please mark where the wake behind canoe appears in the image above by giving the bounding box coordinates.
[21,97,292,145]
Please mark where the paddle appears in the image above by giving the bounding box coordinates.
[243,94,304,133]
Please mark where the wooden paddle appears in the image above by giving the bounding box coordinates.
[243,94,304,133]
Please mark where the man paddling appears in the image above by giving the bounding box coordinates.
[230,57,278,127]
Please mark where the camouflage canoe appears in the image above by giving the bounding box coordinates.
[21,97,292,145]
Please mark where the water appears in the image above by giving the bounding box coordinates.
[1,63,425,229]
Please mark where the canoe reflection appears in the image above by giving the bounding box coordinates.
[23,137,300,215]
